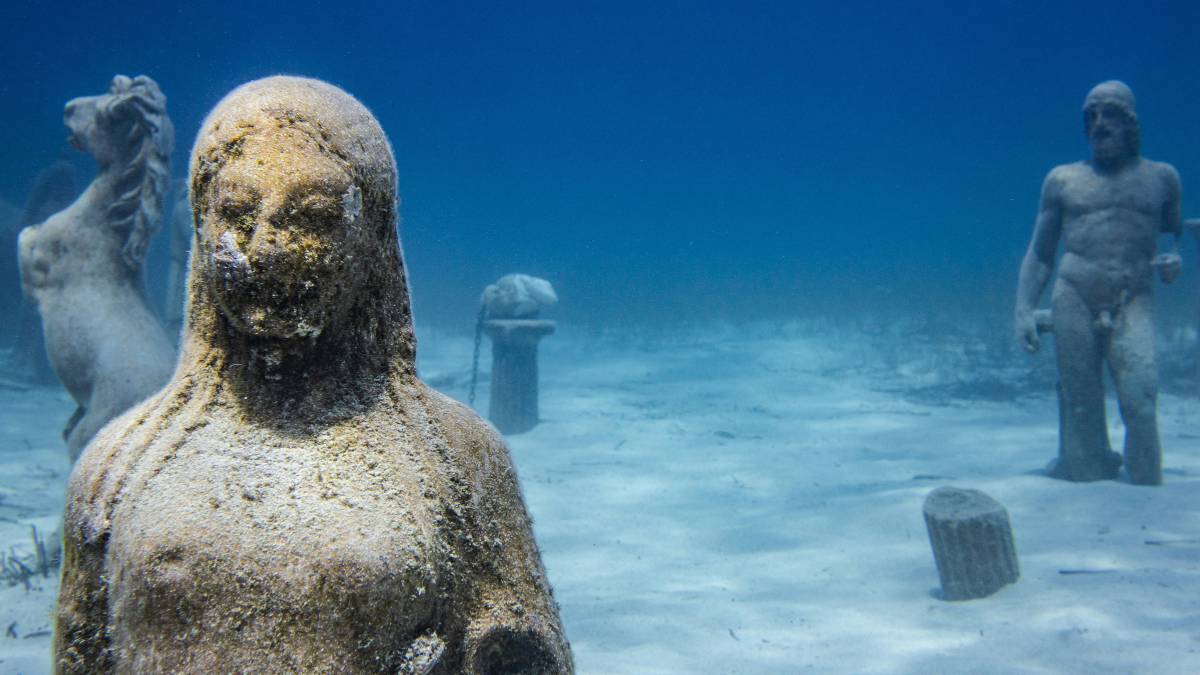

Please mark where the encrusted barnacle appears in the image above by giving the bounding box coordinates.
[342,184,362,221]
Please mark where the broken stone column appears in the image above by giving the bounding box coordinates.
[476,274,558,435]
[482,319,555,434]
[923,486,1020,601]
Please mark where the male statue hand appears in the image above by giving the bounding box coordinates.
[1151,252,1182,284]
[1015,311,1041,354]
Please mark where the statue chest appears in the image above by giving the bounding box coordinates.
[100,439,450,660]
[1060,167,1166,222]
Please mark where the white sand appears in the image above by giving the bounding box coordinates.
[3,324,1199,674]
[0,383,74,675]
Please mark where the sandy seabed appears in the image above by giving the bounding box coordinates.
[2,323,1199,674]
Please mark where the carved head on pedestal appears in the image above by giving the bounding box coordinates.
[481,273,558,319]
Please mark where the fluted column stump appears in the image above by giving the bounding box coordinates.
[923,486,1020,601]
[482,319,555,435]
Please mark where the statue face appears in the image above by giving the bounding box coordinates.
[198,128,366,339]
[64,95,123,165]
[1085,101,1138,162]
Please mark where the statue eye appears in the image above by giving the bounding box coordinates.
[281,195,342,229]
[1098,104,1129,122]
[216,199,256,226]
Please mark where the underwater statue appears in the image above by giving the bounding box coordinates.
[1015,81,1181,486]
[17,75,177,461]
[54,76,572,675]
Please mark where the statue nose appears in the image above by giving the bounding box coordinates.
[63,96,90,123]
[247,219,289,261]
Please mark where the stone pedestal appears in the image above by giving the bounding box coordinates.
[482,319,555,435]
[923,487,1020,601]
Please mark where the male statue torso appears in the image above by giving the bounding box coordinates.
[1054,157,1179,309]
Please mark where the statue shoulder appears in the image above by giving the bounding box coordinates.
[1143,158,1181,189]
[1041,162,1085,201]
[416,382,505,452]
[410,382,524,496]
[1046,161,1088,184]
[66,388,175,541]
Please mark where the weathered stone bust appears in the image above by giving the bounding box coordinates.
[55,76,572,674]
[17,75,176,460]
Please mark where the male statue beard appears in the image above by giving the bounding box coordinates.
[1014,80,1182,486]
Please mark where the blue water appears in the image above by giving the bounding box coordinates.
[1,0,1198,325]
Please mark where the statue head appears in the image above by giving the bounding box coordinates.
[189,76,403,345]
[1083,80,1140,163]
[61,75,174,270]
[65,75,174,168]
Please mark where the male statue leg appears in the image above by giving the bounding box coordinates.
[1108,294,1163,485]
[1049,280,1122,481]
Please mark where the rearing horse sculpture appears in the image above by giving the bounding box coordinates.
[18,75,177,462]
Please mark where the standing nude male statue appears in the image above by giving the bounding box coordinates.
[1015,80,1181,486]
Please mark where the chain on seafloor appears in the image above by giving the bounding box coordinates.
[468,305,485,406]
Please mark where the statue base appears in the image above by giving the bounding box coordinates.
[482,319,555,434]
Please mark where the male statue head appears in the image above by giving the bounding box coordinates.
[1083,80,1140,166]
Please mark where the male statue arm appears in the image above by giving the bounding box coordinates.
[1150,164,1183,284]
[1015,171,1064,353]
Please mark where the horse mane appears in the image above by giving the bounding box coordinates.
[101,75,175,272]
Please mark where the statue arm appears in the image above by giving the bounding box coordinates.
[459,434,573,675]
[1160,164,1183,237]
[1151,164,1183,284]
[53,512,113,674]
[418,390,573,674]
[1015,171,1063,352]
